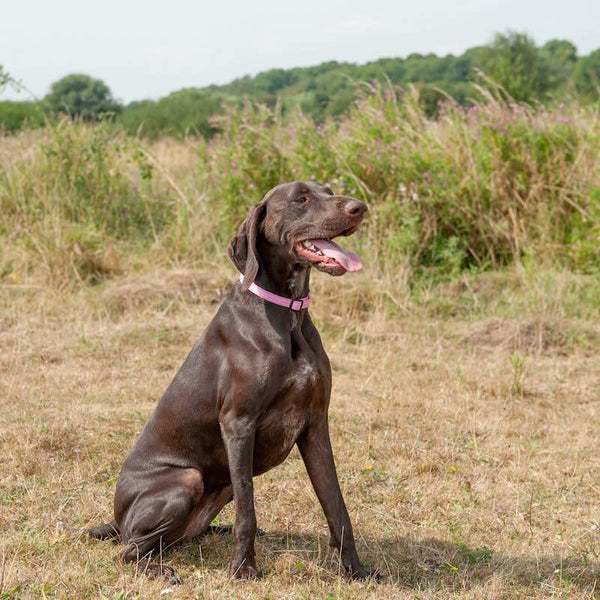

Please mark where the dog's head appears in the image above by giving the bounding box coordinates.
[229,181,367,290]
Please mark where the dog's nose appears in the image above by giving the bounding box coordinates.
[343,200,368,218]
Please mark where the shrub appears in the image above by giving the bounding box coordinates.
[0,101,45,133]
[198,102,293,224]
[0,119,175,284]
[120,88,227,139]
[197,83,600,277]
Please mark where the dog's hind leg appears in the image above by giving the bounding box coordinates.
[118,468,204,584]
[88,520,120,541]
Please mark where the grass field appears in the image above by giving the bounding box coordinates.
[1,88,599,598]
[1,262,599,599]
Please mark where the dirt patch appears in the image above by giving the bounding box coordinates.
[464,318,575,355]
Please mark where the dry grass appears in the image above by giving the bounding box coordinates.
[1,264,599,600]
[1,91,599,599]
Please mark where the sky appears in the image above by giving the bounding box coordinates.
[2,0,598,103]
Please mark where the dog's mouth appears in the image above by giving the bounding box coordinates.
[295,226,363,275]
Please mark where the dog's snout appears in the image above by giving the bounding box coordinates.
[343,200,367,218]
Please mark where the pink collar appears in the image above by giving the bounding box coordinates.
[239,274,311,311]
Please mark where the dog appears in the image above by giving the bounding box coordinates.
[89,181,371,582]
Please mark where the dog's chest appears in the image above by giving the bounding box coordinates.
[253,353,327,475]
[270,352,327,427]
[286,351,323,391]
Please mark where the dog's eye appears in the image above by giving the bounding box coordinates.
[294,194,309,204]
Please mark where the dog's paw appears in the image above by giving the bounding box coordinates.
[230,560,261,580]
[365,568,382,582]
[348,565,381,582]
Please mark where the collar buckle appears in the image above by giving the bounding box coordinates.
[289,298,304,311]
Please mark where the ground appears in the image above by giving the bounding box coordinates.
[1,266,599,599]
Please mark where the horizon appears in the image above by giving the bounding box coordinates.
[2,0,599,104]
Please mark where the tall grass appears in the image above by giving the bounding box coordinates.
[1,84,599,287]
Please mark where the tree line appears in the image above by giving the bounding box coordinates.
[1,32,599,137]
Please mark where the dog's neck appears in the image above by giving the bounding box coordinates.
[254,238,311,300]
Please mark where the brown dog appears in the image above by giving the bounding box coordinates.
[89,181,370,582]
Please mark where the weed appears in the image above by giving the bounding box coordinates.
[510,351,527,397]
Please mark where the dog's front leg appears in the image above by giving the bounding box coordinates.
[297,416,370,579]
[219,411,260,579]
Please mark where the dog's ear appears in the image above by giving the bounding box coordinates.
[228,200,267,291]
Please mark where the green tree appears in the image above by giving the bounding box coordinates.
[45,74,121,120]
[574,49,600,98]
[253,68,298,97]
[541,39,577,90]
[120,88,226,138]
[482,31,551,101]
[541,39,577,65]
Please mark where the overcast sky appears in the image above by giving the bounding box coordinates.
[2,0,598,103]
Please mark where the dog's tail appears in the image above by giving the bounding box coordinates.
[88,520,120,541]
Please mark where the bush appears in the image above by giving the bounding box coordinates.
[0,101,45,133]
[198,103,293,224]
[120,88,228,139]
[0,119,175,283]
[199,84,600,276]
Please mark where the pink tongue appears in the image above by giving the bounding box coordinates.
[310,239,363,272]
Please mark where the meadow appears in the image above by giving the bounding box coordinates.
[1,86,599,599]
